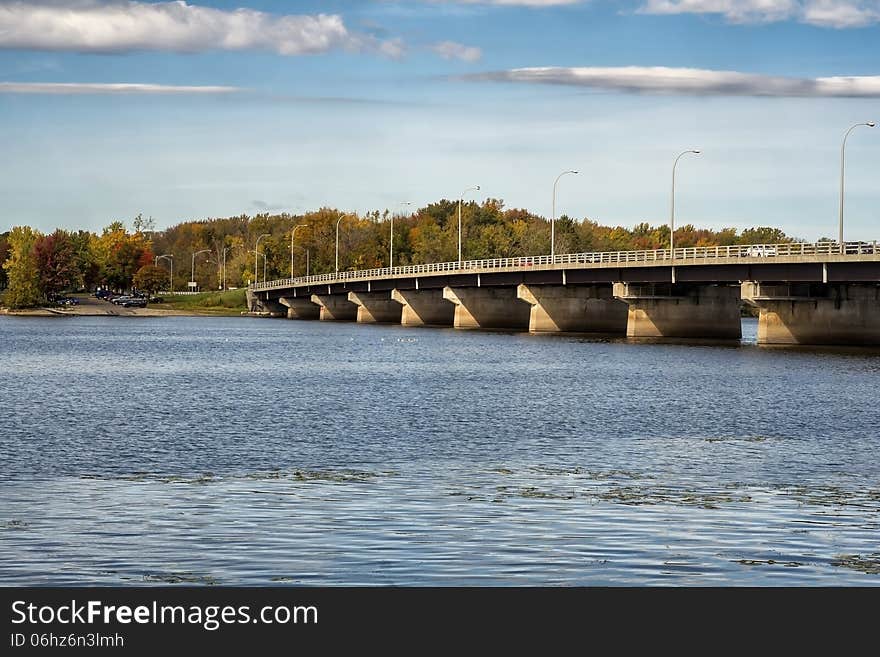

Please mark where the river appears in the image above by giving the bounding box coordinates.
[1,315,878,585]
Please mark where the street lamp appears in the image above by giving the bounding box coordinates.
[458,185,480,266]
[551,170,578,260]
[335,213,348,275]
[293,244,310,277]
[221,244,242,290]
[839,121,875,253]
[391,202,411,269]
[290,224,308,279]
[156,254,173,294]
[670,150,701,258]
[254,233,270,287]
[191,249,211,292]
[221,246,230,290]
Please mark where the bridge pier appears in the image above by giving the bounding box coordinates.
[613,283,742,340]
[442,286,530,330]
[742,282,880,345]
[391,289,454,327]
[348,291,403,324]
[516,284,628,333]
[279,296,320,320]
[310,294,358,321]
[247,291,286,316]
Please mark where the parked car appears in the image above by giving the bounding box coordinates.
[122,297,148,308]
[49,295,79,306]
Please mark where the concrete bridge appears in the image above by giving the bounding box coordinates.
[248,241,880,345]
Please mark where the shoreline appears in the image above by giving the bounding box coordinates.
[0,307,247,317]
[0,292,250,318]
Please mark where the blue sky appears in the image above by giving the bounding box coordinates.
[0,0,878,241]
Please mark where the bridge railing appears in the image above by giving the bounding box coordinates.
[251,240,878,291]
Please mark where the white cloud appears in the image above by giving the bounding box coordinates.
[0,81,242,94]
[468,66,880,96]
[0,1,399,55]
[801,0,880,26]
[430,40,483,62]
[638,0,880,27]
[428,1,586,5]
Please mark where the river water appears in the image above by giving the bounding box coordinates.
[1,316,878,585]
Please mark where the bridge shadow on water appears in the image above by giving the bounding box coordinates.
[493,318,880,358]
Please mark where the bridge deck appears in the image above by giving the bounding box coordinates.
[251,242,880,292]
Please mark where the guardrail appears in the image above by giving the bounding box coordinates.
[251,241,879,291]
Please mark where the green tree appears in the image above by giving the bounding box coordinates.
[739,227,792,244]
[0,232,9,289]
[133,265,169,295]
[2,226,43,308]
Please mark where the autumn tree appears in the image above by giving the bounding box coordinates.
[133,265,169,295]
[34,229,80,297]
[95,222,153,291]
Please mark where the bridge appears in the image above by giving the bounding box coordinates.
[248,241,880,345]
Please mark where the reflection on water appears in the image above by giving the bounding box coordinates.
[0,316,878,585]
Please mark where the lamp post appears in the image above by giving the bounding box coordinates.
[551,170,578,260]
[290,224,308,279]
[156,254,173,294]
[221,246,231,290]
[839,121,876,253]
[254,233,270,287]
[670,150,700,284]
[293,245,310,277]
[458,185,480,266]
[335,213,346,275]
[391,202,411,269]
[221,245,242,290]
[191,249,211,292]
[671,150,701,256]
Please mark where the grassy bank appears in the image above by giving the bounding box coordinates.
[151,289,248,315]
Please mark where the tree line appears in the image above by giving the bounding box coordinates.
[1,199,798,309]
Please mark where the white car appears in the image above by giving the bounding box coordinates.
[745,246,777,257]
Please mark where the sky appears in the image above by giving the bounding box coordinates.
[0,0,878,242]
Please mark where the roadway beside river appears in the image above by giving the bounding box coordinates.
[1,289,249,317]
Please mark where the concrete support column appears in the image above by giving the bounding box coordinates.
[246,291,285,316]
[391,288,455,327]
[310,294,358,321]
[516,284,628,333]
[246,288,258,313]
[742,282,880,345]
[613,282,742,340]
[279,296,320,320]
[442,286,530,330]
[348,291,403,324]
